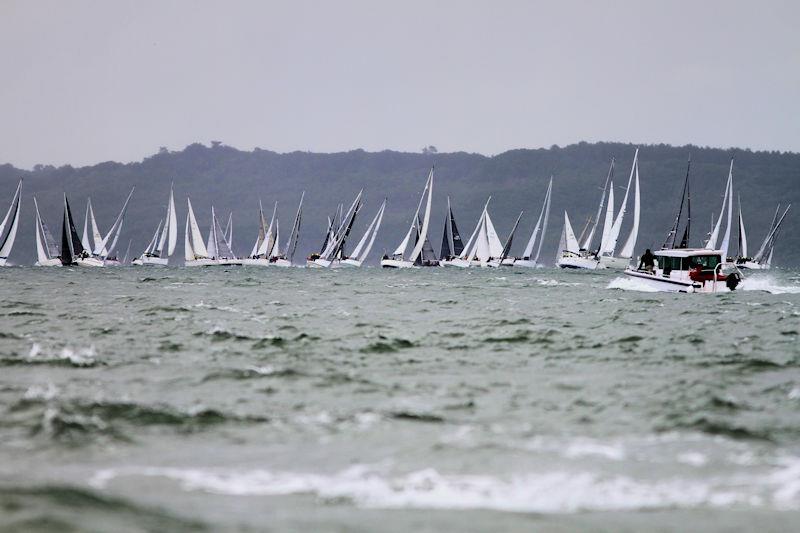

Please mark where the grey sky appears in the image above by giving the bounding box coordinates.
[1,0,798,168]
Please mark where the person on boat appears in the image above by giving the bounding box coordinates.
[638,249,655,273]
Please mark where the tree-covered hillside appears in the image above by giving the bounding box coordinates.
[1,141,797,266]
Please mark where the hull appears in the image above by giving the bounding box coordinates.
[132,256,168,266]
[103,259,122,267]
[622,268,737,294]
[440,258,470,268]
[737,261,768,270]
[487,257,516,268]
[339,259,362,268]
[557,255,604,270]
[77,257,105,267]
[241,258,270,266]
[0,258,8,267]
[35,259,62,267]
[381,258,414,269]
[599,255,631,269]
[185,258,238,267]
[270,258,292,268]
[513,259,542,269]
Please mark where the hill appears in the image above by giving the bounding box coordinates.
[1,141,798,266]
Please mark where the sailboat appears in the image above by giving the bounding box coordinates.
[308,190,363,268]
[184,198,214,266]
[59,194,103,266]
[556,211,596,269]
[514,177,552,268]
[661,158,692,250]
[242,200,277,266]
[556,160,613,270]
[205,206,240,265]
[381,168,435,268]
[33,197,62,266]
[133,185,177,266]
[704,159,735,261]
[437,197,465,266]
[487,211,524,268]
[0,179,22,267]
[596,149,641,269]
[340,199,386,267]
[269,192,304,267]
[737,204,791,269]
[94,188,135,266]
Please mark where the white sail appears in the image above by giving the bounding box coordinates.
[187,198,208,258]
[719,163,734,259]
[257,202,278,257]
[598,182,615,254]
[250,199,267,257]
[483,211,504,258]
[408,169,434,264]
[619,159,641,259]
[472,212,489,265]
[563,211,580,254]
[358,200,385,263]
[206,207,220,258]
[534,179,552,265]
[224,212,233,248]
[145,220,162,255]
[270,220,281,258]
[166,186,177,256]
[34,198,48,263]
[582,160,613,250]
[88,201,106,256]
[0,180,22,261]
[706,160,733,250]
[737,196,748,258]
[81,200,92,252]
[285,192,305,262]
[184,213,193,261]
[522,178,552,259]
[392,173,430,259]
[98,188,135,258]
[604,148,638,255]
[351,200,385,261]
[460,198,491,259]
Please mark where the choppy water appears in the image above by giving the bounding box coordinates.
[1,266,800,532]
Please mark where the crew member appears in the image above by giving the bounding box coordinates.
[638,248,655,272]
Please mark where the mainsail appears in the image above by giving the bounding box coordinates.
[98,188,135,258]
[391,168,433,262]
[581,161,613,251]
[663,158,691,249]
[34,197,59,263]
[284,192,305,262]
[737,194,748,258]
[563,212,580,254]
[706,159,733,252]
[618,158,641,259]
[185,198,209,260]
[498,211,524,263]
[522,177,552,262]
[60,194,84,265]
[0,180,22,262]
[601,148,638,256]
[350,199,385,263]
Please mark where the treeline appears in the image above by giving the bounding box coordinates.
[0,141,798,266]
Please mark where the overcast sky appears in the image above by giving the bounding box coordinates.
[1,0,798,168]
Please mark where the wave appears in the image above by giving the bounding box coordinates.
[202,365,303,382]
[740,275,800,294]
[89,460,800,513]
[360,337,416,353]
[0,484,206,531]
[0,343,98,367]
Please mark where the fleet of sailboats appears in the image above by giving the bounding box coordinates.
[0,153,793,270]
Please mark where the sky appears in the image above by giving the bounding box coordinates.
[0,0,798,168]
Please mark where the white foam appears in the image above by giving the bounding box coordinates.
[90,460,800,513]
[739,275,800,294]
[607,277,661,292]
[26,343,97,366]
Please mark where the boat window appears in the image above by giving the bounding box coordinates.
[687,255,721,270]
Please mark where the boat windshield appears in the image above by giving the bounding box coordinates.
[686,255,721,270]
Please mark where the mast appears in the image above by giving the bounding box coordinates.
[663,157,691,249]
[582,159,614,250]
[286,192,305,263]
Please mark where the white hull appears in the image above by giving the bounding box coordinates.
[737,261,769,270]
[77,257,105,267]
[103,259,122,267]
[440,258,470,268]
[513,259,543,269]
[270,258,292,268]
[339,259,362,268]
[381,258,415,269]
[487,257,516,268]
[557,254,604,270]
[241,258,270,267]
[623,268,736,294]
[0,258,8,267]
[598,255,631,269]
[132,256,168,266]
[35,259,62,267]
[185,258,240,267]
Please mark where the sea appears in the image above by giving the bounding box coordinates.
[1,266,800,532]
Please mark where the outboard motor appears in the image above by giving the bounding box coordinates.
[726,272,741,291]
